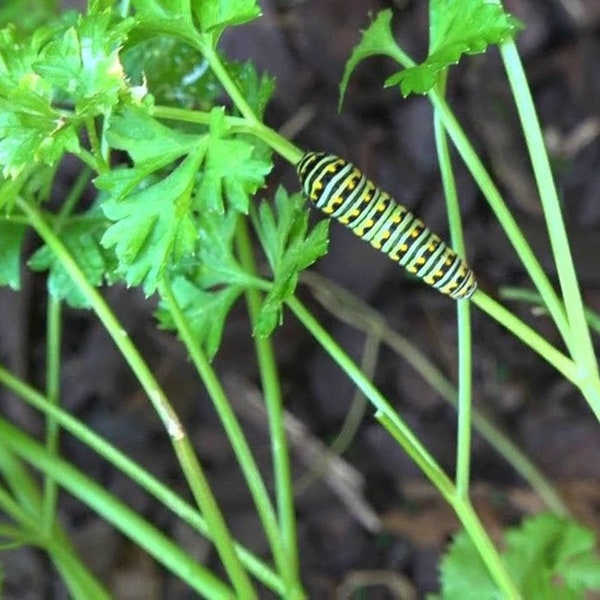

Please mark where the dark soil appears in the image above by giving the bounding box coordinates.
[2,0,600,598]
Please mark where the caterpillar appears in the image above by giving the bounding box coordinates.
[296,152,477,300]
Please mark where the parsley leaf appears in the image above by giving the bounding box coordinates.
[505,514,600,597]
[439,531,501,600]
[252,187,329,336]
[340,2,521,104]
[193,0,261,39]
[0,220,26,289]
[28,209,112,308]
[156,276,244,360]
[440,514,600,598]
[33,11,134,115]
[155,209,251,359]
[339,10,401,111]
[0,27,80,178]
[387,0,521,95]
[99,147,203,295]
[106,107,200,167]
[195,108,272,214]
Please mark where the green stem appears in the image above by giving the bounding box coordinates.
[286,301,518,596]
[428,93,574,359]
[55,167,92,227]
[235,220,304,599]
[301,271,568,514]
[453,500,521,600]
[16,199,182,441]
[0,417,232,600]
[474,292,579,386]
[433,82,473,499]
[287,297,450,486]
[171,435,257,599]
[42,165,91,536]
[500,40,599,385]
[42,295,61,535]
[378,412,521,599]
[150,104,302,165]
[85,117,108,174]
[0,447,109,599]
[201,44,259,124]
[17,198,254,597]
[0,363,284,594]
[159,279,289,595]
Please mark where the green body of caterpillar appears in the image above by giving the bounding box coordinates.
[296,152,477,300]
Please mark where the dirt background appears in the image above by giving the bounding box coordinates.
[2,0,600,598]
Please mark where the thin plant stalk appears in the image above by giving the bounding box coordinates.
[235,219,303,599]
[0,363,285,594]
[16,198,255,598]
[42,295,61,535]
[0,417,234,600]
[500,39,599,388]
[288,297,520,598]
[433,72,473,499]
[301,271,568,515]
[159,278,296,597]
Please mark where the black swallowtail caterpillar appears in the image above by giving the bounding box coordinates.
[296,152,477,300]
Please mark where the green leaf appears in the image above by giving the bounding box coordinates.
[252,187,329,337]
[339,10,401,110]
[0,95,80,178]
[100,147,203,295]
[156,208,252,359]
[106,107,200,166]
[28,210,111,308]
[33,11,134,115]
[440,514,600,599]
[505,513,600,597]
[0,27,80,177]
[0,220,26,289]
[130,0,198,41]
[439,532,502,600]
[122,37,222,111]
[156,276,244,359]
[196,209,251,289]
[193,0,261,38]
[386,0,522,95]
[195,108,271,214]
